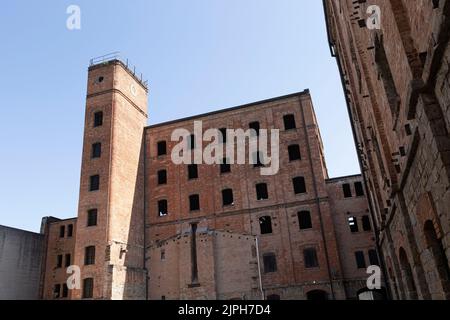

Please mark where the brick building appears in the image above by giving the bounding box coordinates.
[323,0,450,299]
[34,58,381,300]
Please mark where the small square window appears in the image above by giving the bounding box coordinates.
[56,255,63,268]
[293,177,306,194]
[298,211,312,230]
[84,246,96,265]
[348,216,359,233]
[188,164,198,180]
[368,249,379,266]
[92,143,102,158]
[87,209,98,226]
[59,226,65,238]
[94,112,103,127]
[82,278,94,299]
[259,216,273,234]
[304,248,319,268]
[263,253,277,273]
[343,183,352,198]
[65,254,71,267]
[354,182,364,196]
[288,145,301,161]
[362,215,372,231]
[355,251,366,269]
[157,141,167,156]
[53,284,61,299]
[158,200,168,217]
[158,170,167,185]
[67,224,73,237]
[89,175,100,191]
[189,194,200,211]
[222,189,234,206]
[283,114,296,130]
[256,183,268,200]
[249,122,260,136]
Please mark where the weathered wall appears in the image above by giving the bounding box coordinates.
[324,0,450,299]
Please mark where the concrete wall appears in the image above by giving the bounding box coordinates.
[0,225,45,300]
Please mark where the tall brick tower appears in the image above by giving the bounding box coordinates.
[72,57,148,299]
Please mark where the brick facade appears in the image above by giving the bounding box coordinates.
[324,0,450,299]
[39,59,380,300]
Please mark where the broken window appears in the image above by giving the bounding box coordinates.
[59,225,65,238]
[158,200,168,217]
[343,183,352,198]
[222,189,234,206]
[368,249,379,266]
[94,111,103,127]
[256,183,269,200]
[304,248,319,268]
[53,284,61,299]
[288,145,301,161]
[67,224,73,237]
[188,164,198,180]
[293,177,306,194]
[157,141,167,156]
[82,278,94,299]
[362,215,372,231]
[189,194,200,211]
[87,209,98,226]
[355,251,366,269]
[56,255,63,268]
[249,121,260,136]
[298,211,312,230]
[157,169,167,185]
[259,216,273,234]
[283,114,296,130]
[263,253,277,273]
[92,142,101,158]
[65,254,71,267]
[354,181,364,196]
[220,158,231,174]
[89,175,100,191]
[348,216,359,233]
[84,246,96,265]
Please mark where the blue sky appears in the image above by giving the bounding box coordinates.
[0,0,359,232]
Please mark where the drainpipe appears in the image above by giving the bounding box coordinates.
[254,236,265,300]
[143,130,149,300]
